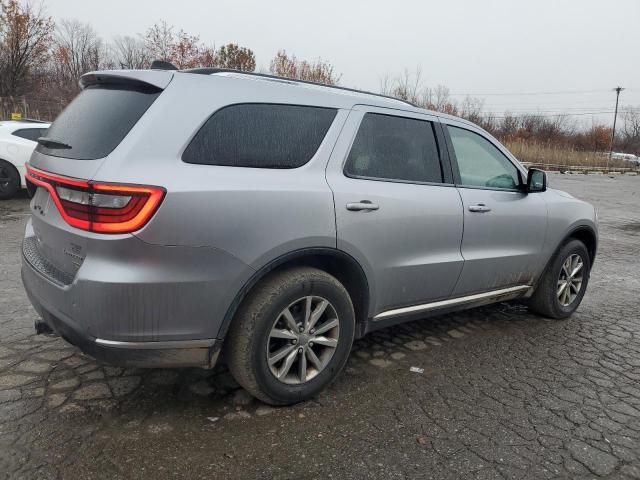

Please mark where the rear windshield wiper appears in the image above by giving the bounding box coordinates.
[37,137,72,149]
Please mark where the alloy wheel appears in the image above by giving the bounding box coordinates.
[557,253,584,306]
[267,296,340,385]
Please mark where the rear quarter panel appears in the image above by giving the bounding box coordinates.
[94,73,349,269]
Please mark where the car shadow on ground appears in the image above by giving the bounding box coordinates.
[3,301,541,422]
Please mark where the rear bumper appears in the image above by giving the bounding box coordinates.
[20,211,254,355]
[23,265,222,368]
[20,216,245,368]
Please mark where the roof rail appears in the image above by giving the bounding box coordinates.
[181,67,418,108]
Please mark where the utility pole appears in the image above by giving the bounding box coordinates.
[608,86,624,168]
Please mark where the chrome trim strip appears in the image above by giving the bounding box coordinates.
[95,338,217,350]
[373,285,531,321]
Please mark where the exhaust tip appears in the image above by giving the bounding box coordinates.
[34,319,57,336]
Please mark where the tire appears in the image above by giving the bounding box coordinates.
[528,239,591,319]
[0,160,20,200]
[226,266,355,405]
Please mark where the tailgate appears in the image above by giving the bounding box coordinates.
[25,69,173,281]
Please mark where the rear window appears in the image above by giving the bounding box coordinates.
[182,104,337,168]
[36,84,160,160]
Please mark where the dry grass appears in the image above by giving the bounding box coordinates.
[505,140,638,171]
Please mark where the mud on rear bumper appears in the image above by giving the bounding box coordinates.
[22,259,222,369]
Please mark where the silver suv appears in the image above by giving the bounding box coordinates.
[22,67,597,405]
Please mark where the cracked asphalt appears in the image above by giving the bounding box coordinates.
[1,173,639,479]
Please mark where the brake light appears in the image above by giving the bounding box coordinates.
[26,164,165,234]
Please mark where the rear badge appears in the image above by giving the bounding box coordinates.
[64,243,85,268]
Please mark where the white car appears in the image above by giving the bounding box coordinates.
[0,120,50,199]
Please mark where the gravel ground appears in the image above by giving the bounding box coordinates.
[0,173,639,479]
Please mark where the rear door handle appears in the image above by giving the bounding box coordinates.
[468,204,492,213]
[346,201,379,211]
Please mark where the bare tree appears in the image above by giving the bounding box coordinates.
[378,67,426,105]
[619,107,640,154]
[269,50,340,85]
[500,112,520,140]
[392,67,424,104]
[622,107,640,140]
[144,20,173,62]
[112,35,149,69]
[170,29,203,69]
[52,19,106,90]
[379,73,394,96]
[431,85,455,113]
[216,43,256,71]
[142,21,222,69]
[0,0,54,96]
[459,96,485,125]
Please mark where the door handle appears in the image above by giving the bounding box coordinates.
[346,201,379,211]
[468,204,492,213]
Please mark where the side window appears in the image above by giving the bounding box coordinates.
[12,128,47,142]
[344,113,443,184]
[183,104,337,168]
[447,126,521,190]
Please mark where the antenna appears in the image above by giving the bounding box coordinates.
[150,60,178,71]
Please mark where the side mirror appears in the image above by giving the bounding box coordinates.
[526,168,547,193]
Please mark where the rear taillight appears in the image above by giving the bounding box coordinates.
[26,164,165,234]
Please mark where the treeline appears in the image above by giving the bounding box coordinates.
[1,0,639,156]
[0,0,338,118]
[380,68,640,156]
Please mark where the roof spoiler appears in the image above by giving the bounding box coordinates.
[80,69,174,90]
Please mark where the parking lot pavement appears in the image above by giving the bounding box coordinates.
[1,174,639,479]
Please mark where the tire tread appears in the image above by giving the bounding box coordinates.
[226,266,353,405]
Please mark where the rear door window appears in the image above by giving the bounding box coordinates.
[36,84,161,160]
[344,113,444,183]
[182,104,337,168]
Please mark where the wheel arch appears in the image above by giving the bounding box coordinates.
[565,225,597,265]
[533,224,597,293]
[0,157,20,177]
[219,248,371,341]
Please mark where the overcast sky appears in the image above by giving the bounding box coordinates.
[44,0,640,124]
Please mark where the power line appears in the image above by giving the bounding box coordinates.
[448,89,612,97]
[479,98,640,107]
[481,108,638,114]
[481,105,634,111]
[478,110,624,118]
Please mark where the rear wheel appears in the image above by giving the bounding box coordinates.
[226,267,355,405]
[0,160,20,200]
[528,239,591,319]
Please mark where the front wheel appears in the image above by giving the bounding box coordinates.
[226,267,355,405]
[528,239,591,319]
